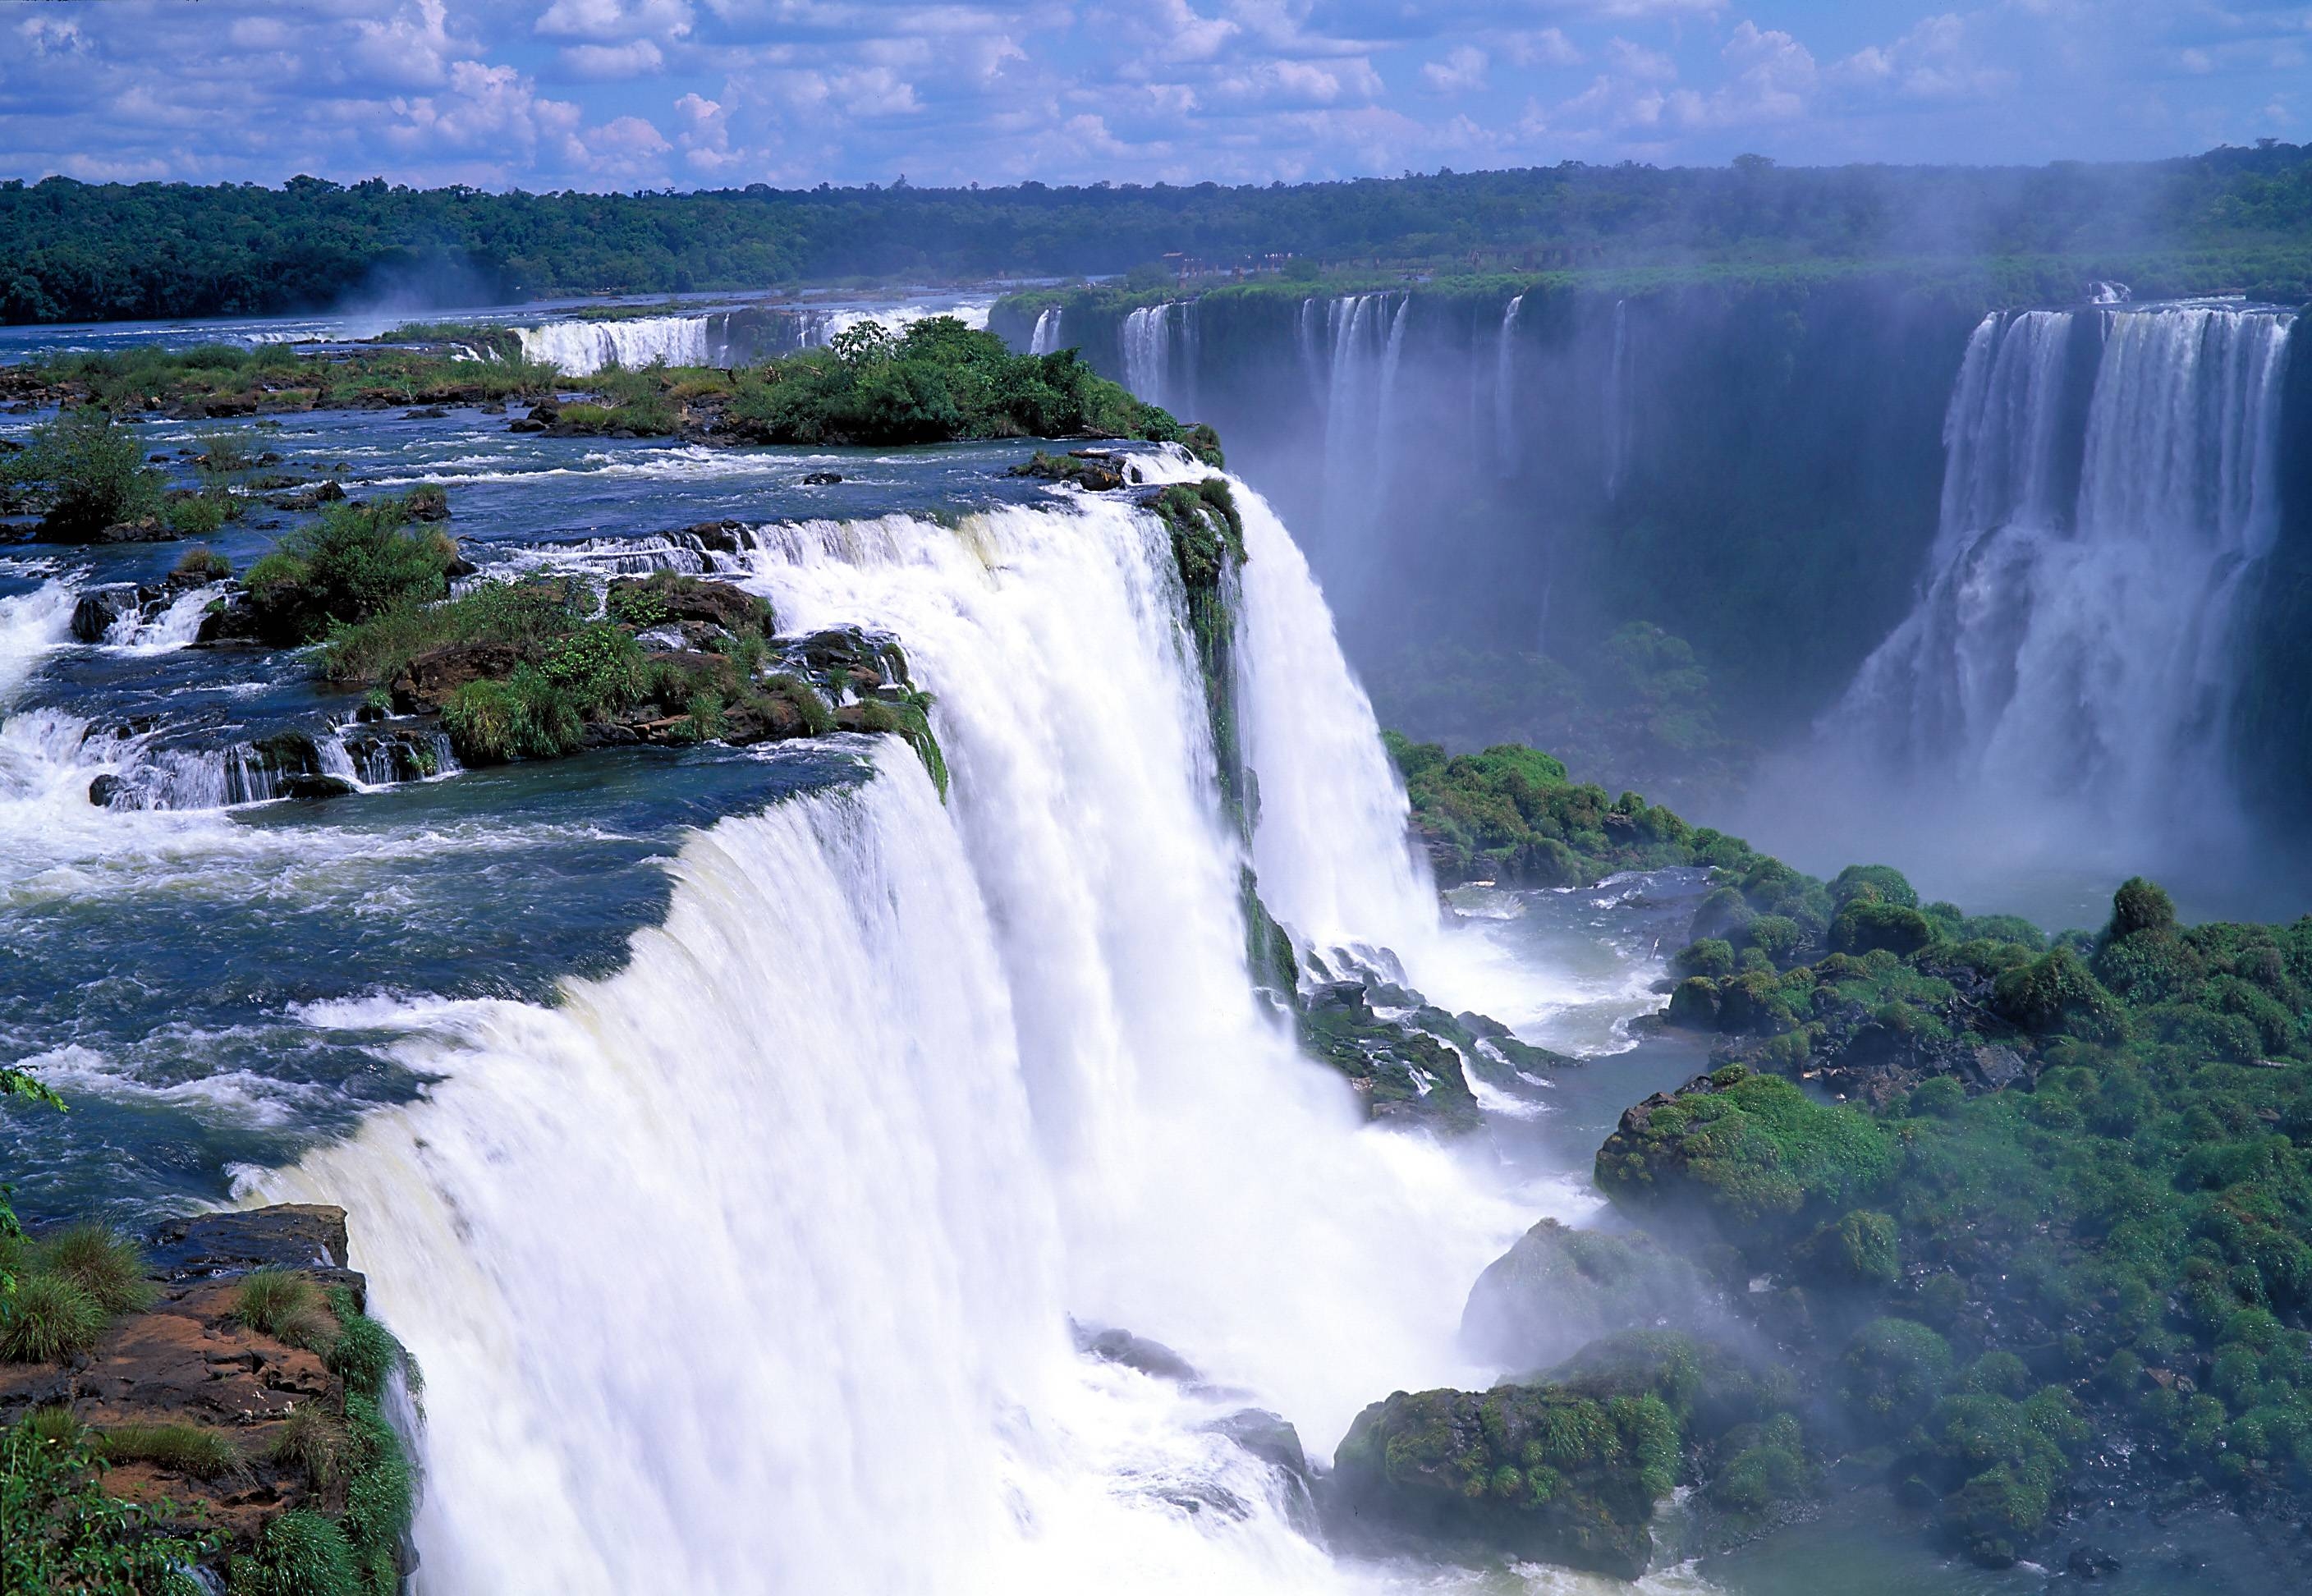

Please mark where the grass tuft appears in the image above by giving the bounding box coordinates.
[99,1420,249,1481]
[234,1268,337,1352]
[32,1222,157,1314]
[0,1273,108,1363]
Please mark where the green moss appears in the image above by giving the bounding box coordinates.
[1838,1317,1952,1430]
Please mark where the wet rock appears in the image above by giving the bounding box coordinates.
[144,1204,351,1279]
[71,582,151,643]
[88,773,123,807]
[2068,1546,2122,1579]
[1461,1218,1714,1374]
[403,406,449,420]
[92,515,176,543]
[607,574,770,638]
[675,519,749,553]
[281,773,356,800]
[799,470,843,485]
[1207,1408,1310,1483]
[1076,1324,1201,1384]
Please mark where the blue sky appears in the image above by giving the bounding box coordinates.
[2,1,2307,190]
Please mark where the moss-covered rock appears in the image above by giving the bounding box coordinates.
[1461,1219,1713,1375]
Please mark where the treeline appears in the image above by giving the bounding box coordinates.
[7,142,2312,325]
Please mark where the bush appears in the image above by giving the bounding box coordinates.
[1991,947,2126,1043]
[32,1224,155,1314]
[165,494,230,537]
[2109,876,2177,940]
[0,1273,107,1362]
[1830,900,1942,957]
[244,494,461,644]
[172,543,232,581]
[268,1404,349,1490]
[2,1419,221,1593]
[229,1508,360,1596]
[1838,1317,1952,1431]
[2,408,162,536]
[1832,864,1920,910]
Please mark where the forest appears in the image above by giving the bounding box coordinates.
[5,141,2312,324]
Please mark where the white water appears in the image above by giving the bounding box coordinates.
[516,300,995,376]
[1120,302,1195,417]
[1604,300,1635,502]
[1494,294,1524,473]
[1029,306,1063,355]
[1823,301,2295,872]
[514,314,714,377]
[250,483,1675,1593]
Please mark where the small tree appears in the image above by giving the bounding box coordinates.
[4,408,161,538]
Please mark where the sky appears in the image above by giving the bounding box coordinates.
[2,1,2307,191]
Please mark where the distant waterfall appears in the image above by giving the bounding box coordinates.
[1028,307,1062,355]
[1603,299,1635,502]
[1310,294,1406,608]
[1119,302,1196,416]
[258,485,1537,1594]
[515,315,714,376]
[1833,301,2296,852]
[1493,294,1524,473]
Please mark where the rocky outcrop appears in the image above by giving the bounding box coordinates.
[1460,1218,1714,1376]
[1,1205,417,1590]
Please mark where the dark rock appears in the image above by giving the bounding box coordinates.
[88,773,123,807]
[403,406,449,420]
[800,470,843,485]
[608,575,769,638]
[392,640,523,712]
[1076,1325,1201,1384]
[91,516,176,543]
[281,774,356,800]
[71,583,151,643]
[145,1204,351,1278]
[1207,1408,1310,1484]
[2068,1546,2122,1579]
[193,590,266,645]
[676,519,749,553]
[405,484,451,521]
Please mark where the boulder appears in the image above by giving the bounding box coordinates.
[800,470,843,485]
[71,583,151,643]
[1076,1324,1201,1384]
[392,640,524,711]
[1207,1408,1310,1483]
[1461,1218,1713,1374]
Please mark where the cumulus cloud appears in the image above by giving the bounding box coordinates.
[1837,12,2013,102]
[1422,45,1490,95]
[563,39,668,78]
[1504,29,1584,69]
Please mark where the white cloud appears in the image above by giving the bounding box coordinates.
[563,39,668,78]
[18,16,88,57]
[1504,29,1585,69]
[1666,21,1814,126]
[538,0,695,43]
[1422,45,1491,95]
[1835,12,2013,102]
[1606,36,1678,81]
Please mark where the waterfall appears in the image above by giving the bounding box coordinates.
[1028,307,1062,355]
[514,315,715,377]
[1831,301,2296,856]
[1604,299,1635,502]
[254,487,1553,1593]
[1310,294,1403,611]
[1493,294,1523,475]
[1120,303,1194,415]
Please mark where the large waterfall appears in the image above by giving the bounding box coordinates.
[516,300,994,376]
[253,480,1594,1593]
[1120,302,1196,418]
[1822,300,2296,874]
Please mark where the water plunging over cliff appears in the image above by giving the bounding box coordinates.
[516,300,994,376]
[1120,302,1196,418]
[255,481,1602,1593]
[1817,300,2296,880]
[1029,306,1063,355]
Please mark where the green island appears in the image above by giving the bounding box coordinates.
[1333,737,2312,1575]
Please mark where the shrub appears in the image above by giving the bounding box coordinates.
[1837,1317,1952,1430]
[1830,900,1942,957]
[2,408,162,536]
[1832,864,1920,910]
[0,1273,107,1362]
[1991,948,2126,1043]
[32,1224,155,1314]
[233,1269,335,1351]
[2109,876,2177,940]
[243,495,461,644]
[173,543,232,581]
[165,494,230,538]
[324,1307,404,1401]
[99,1421,247,1481]
[269,1403,351,1491]
[229,1508,360,1596]
[2,1420,220,1593]
[1675,939,1736,979]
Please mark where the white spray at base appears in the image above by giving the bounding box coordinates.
[255,481,1678,1592]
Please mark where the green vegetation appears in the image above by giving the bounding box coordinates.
[8,144,2312,324]
[1385,732,1754,887]
[2,1416,218,1595]
[98,1424,249,1484]
[0,407,162,537]
[232,1268,335,1352]
[0,1223,151,1362]
[32,1224,158,1314]
[243,491,461,646]
[0,1271,108,1361]
[712,318,1181,446]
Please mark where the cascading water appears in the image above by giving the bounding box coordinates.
[1825,300,2295,870]
[1493,294,1524,474]
[1120,302,1195,417]
[252,483,1636,1594]
[1029,306,1063,355]
[514,315,715,377]
[1603,299,1635,502]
